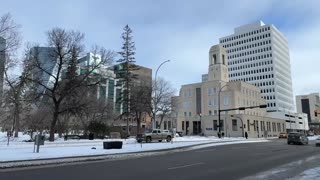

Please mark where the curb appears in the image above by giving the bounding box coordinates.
[0,139,268,169]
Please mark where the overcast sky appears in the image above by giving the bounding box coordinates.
[1,0,319,96]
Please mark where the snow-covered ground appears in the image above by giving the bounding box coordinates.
[294,166,320,179]
[0,132,269,163]
[307,135,320,140]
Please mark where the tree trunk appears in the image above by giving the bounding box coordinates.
[136,112,141,134]
[159,114,165,129]
[126,117,130,136]
[14,103,20,137]
[49,111,59,142]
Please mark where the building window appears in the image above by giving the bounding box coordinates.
[189,112,192,117]
[213,54,217,64]
[209,110,212,115]
[223,96,229,106]
[214,110,218,115]
[232,119,238,131]
[182,121,185,131]
[222,55,225,65]
[208,99,213,106]
[213,120,218,131]
[188,89,192,97]
[208,88,213,96]
[184,112,187,117]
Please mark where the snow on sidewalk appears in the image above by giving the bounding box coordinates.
[0,133,269,163]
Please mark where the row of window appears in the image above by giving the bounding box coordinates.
[210,119,283,133]
[223,33,271,48]
[229,60,273,70]
[241,88,259,97]
[207,87,217,95]
[182,89,193,97]
[184,112,192,117]
[220,26,271,43]
[228,46,272,60]
[267,102,277,107]
[263,95,275,100]
[230,67,273,77]
[229,55,273,66]
[252,120,285,133]
[227,40,272,55]
[229,52,272,60]
[208,96,229,106]
[262,88,275,94]
[230,78,275,87]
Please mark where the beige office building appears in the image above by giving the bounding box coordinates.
[174,44,297,138]
[296,93,320,124]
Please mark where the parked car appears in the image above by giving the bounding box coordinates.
[287,132,308,145]
[64,135,81,140]
[307,132,315,136]
[316,137,320,147]
[279,133,288,139]
[136,129,173,143]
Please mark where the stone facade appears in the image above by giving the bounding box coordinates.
[174,44,307,137]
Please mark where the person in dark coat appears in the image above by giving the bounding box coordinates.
[245,132,248,139]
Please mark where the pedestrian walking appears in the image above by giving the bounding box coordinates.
[245,132,248,139]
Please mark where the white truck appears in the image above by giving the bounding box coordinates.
[136,129,173,143]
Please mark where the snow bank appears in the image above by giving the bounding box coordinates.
[296,167,320,179]
[307,135,320,141]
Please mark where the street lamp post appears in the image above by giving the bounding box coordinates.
[218,84,228,138]
[153,60,170,129]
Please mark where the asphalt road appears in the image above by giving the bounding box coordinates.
[1,139,320,180]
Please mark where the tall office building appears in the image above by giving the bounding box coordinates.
[29,47,57,95]
[219,21,294,112]
[0,37,6,100]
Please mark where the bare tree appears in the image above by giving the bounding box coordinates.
[27,28,115,141]
[152,77,176,128]
[23,106,51,139]
[130,83,152,134]
[0,13,24,136]
[0,13,22,100]
[75,92,118,136]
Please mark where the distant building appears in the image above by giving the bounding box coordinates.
[29,47,58,95]
[78,52,116,102]
[0,37,5,100]
[113,63,152,133]
[296,93,320,124]
[219,21,294,112]
[174,44,307,138]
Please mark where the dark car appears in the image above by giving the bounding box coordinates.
[287,132,308,145]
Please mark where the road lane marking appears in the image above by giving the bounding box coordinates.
[195,149,216,152]
[168,162,204,170]
[231,146,248,150]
